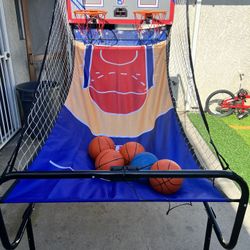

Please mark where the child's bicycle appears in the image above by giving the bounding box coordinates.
[205,88,250,119]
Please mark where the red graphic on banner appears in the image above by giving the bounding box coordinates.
[88,46,148,114]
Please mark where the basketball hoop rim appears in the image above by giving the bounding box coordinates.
[133,10,167,17]
[74,9,107,17]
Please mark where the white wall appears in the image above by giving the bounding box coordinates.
[193,1,250,105]
[2,0,29,85]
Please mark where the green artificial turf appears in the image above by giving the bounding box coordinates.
[222,115,250,147]
[188,113,250,191]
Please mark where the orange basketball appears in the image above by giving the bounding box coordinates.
[119,142,145,164]
[149,159,183,194]
[88,136,115,159]
[95,149,125,170]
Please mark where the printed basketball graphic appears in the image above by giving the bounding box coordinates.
[84,46,154,114]
[65,41,173,137]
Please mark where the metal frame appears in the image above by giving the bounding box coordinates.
[0,169,249,250]
[0,204,35,250]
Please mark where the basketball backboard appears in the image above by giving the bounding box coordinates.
[67,0,175,25]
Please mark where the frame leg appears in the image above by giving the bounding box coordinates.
[26,217,35,250]
[0,204,35,250]
[204,217,213,250]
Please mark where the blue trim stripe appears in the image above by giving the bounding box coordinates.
[83,45,92,88]
[146,46,154,89]
[71,0,82,9]
[75,0,84,8]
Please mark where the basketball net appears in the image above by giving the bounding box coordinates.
[74,10,107,40]
[133,10,167,39]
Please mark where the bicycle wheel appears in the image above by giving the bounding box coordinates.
[205,89,235,117]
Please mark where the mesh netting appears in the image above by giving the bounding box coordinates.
[169,0,225,171]
[12,0,74,171]
[10,0,224,173]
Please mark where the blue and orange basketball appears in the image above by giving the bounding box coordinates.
[149,159,183,194]
[88,136,115,159]
[130,152,158,170]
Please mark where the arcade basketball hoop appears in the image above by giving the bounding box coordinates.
[133,10,167,38]
[74,9,107,38]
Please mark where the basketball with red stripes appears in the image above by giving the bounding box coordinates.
[149,159,183,194]
[95,149,125,170]
[88,136,115,159]
[119,142,145,165]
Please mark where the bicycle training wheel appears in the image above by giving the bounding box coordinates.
[205,89,235,117]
